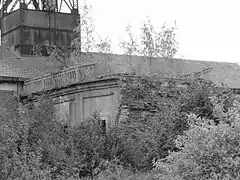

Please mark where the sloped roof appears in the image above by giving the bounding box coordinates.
[0,46,58,79]
[2,47,240,88]
[209,63,240,88]
[76,52,240,88]
[183,62,240,89]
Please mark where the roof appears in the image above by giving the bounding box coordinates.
[1,46,240,88]
[0,46,58,79]
[76,52,240,88]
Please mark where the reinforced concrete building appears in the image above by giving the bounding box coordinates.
[1,0,240,127]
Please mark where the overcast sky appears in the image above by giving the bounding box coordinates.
[87,0,240,64]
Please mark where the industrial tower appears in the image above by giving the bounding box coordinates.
[0,0,79,55]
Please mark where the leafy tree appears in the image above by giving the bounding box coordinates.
[95,36,112,54]
[74,0,96,53]
[120,18,178,76]
[179,79,235,121]
[0,92,52,180]
[94,36,113,75]
[108,76,234,173]
[120,25,139,56]
[153,98,240,180]
[120,25,140,74]
[139,18,178,59]
[155,23,178,58]
[140,18,157,59]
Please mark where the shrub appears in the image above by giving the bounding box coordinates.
[116,76,233,172]
[0,92,52,180]
[153,99,240,180]
[1,76,237,179]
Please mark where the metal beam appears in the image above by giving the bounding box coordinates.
[1,0,78,14]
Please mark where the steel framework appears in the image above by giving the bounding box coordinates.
[0,0,78,16]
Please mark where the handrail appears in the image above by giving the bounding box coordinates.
[21,63,96,96]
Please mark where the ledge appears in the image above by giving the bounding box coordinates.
[0,76,27,83]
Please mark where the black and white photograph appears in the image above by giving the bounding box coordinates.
[0,0,240,179]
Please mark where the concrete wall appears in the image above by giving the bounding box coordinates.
[0,83,18,91]
[49,78,121,128]
[2,9,79,33]
[1,10,21,33]
[20,10,79,29]
[1,9,79,55]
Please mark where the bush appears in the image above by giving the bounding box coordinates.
[153,99,240,180]
[0,92,52,180]
[179,79,235,120]
[0,76,237,179]
[116,76,233,172]
[105,122,159,172]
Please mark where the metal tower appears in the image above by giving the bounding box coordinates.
[0,0,78,16]
[0,0,79,55]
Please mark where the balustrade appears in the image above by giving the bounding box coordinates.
[22,63,96,95]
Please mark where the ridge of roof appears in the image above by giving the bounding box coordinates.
[81,52,237,65]
[1,47,240,88]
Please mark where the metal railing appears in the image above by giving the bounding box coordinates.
[22,63,96,95]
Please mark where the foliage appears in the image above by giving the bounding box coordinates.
[76,0,96,53]
[95,159,153,180]
[32,45,73,70]
[95,36,112,54]
[117,75,235,172]
[153,96,240,180]
[140,19,157,58]
[155,23,178,58]
[120,18,179,76]
[1,74,237,179]
[179,79,235,120]
[0,90,158,178]
[32,0,112,69]
[121,18,178,59]
[0,94,115,179]
[0,92,52,180]
[116,76,187,171]
[120,25,139,56]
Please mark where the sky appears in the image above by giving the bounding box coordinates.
[87,0,240,64]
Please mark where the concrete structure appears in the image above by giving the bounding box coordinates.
[0,45,59,92]
[0,0,79,91]
[18,56,240,127]
[2,0,240,126]
[0,0,79,55]
[20,63,122,128]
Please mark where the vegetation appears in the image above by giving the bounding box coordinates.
[153,100,240,179]
[3,1,238,179]
[32,0,178,76]
[1,75,239,179]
